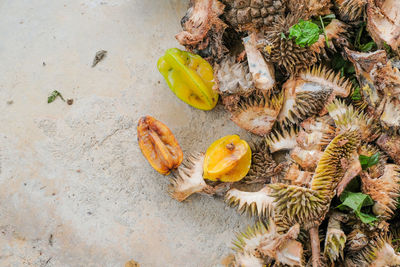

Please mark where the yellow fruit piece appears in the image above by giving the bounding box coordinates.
[203,135,252,182]
[157,48,219,111]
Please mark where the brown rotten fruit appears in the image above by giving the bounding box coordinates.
[137,116,183,175]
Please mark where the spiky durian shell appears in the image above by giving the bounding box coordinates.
[229,90,283,136]
[377,133,400,166]
[345,234,400,267]
[222,0,287,32]
[259,13,319,74]
[270,131,360,227]
[346,229,369,252]
[380,96,400,132]
[169,152,212,201]
[361,164,400,218]
[311,130,360,195]
[225,186,274,217]
[327,99,381,142]
[278,65,353,124]
[214,55,254,96]
[265,124,300,153]
[244,141,277,184]
[324,213,347,263]
[269,184,328,228]
[334,0,367,21]
[232,220,303,267]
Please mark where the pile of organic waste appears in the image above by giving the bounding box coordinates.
[138,0,400,266]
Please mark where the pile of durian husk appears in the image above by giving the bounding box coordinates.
[170,0,400,266]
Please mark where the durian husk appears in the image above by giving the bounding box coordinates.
[366,0,400,52]
[334,0,367,22]
[324,212,347,263]
[176,0,228,62]
[169,152,214,201]
[345,234,400,266]
[327,99,381,142]
[346,229,369,252]
[376,133,400,165]
[361,164,400,218]
[259,13,319,74]
[244,141,277,184]
[225,186,274,217]
[278,65,353,124]
[231,220,304,267]
[269,131,360,228]
[229,90,283,136]
[265,124,300,153]
[358,143,387,179]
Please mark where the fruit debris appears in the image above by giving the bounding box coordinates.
[143,0,400,265]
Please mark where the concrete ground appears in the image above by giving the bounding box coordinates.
[0,1,254,266]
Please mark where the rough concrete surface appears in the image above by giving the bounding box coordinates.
[0,1,255,266]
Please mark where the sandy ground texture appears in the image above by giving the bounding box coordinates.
[0,0,255,266]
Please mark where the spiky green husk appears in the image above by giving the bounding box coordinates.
[335,0,367,21]
[229,90,283,136]
[245,141,277,184]
[311,130,360,195]
[225,187,274,217]
[327,99,381,142]
[265,125,300,153]
[269,184,328,227]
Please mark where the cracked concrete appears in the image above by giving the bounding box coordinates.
[0,0,254,266]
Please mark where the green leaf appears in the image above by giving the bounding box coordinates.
[359,153,380,170]
[337,192,373,211]
[359,155,370,170]
[359,41,377,52]
[356,211,378,224]
[368,152,380,167]
[289,20,321,47]
[281,32,286,39]
[337,191,377,224]
[47,90,65,103]
[352,86,362,101]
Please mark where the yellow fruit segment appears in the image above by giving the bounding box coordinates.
[157,48,219,111]
[203,135,252,182]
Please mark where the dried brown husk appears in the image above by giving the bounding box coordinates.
[176,0,228,62]
[244,141,278,184]
[334,0,367,22]
[366,0,400,52]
